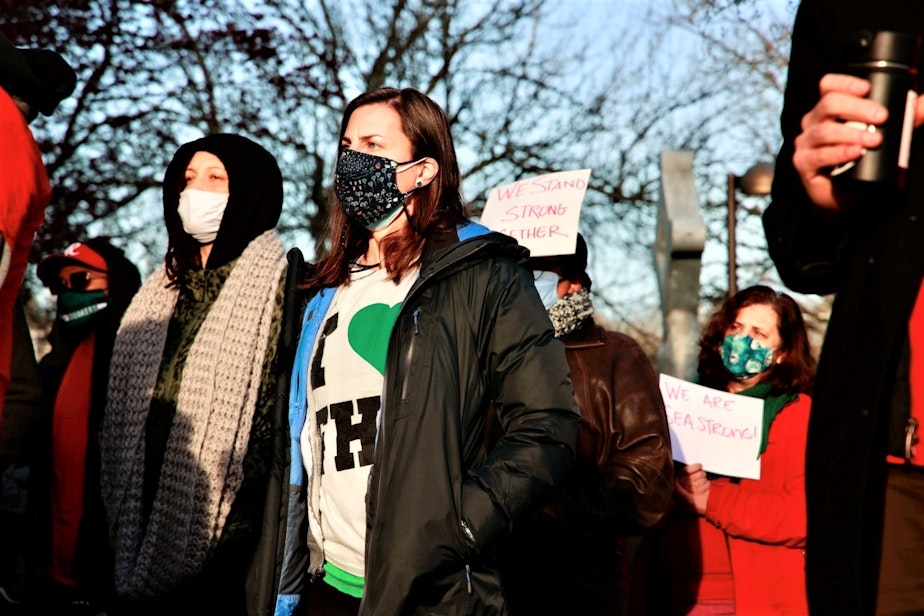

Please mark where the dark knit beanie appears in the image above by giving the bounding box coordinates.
[0,30,76,116]
[525,233,592,290]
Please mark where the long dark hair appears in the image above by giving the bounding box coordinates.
[309,87,467,287]
[697,285,815,394]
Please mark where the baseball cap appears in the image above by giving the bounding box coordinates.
[37,242,108,286]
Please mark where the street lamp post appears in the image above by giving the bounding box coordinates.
[727,161,775,297]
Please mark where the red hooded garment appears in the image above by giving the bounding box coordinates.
[0,87,51,425]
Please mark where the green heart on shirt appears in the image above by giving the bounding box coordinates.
[348,302,402,375]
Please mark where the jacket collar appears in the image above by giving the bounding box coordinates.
[418,222,528,282]
[559,320,605,349]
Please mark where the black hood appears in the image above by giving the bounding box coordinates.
[163,133,283,270]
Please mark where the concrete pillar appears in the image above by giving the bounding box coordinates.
[654,150,706,380]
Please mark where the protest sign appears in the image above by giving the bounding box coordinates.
[479,169,590,256]
[659,373,763,479]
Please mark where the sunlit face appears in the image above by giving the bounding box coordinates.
[340,103,419,194]
[726,303,783,352]
[184,151,230,194]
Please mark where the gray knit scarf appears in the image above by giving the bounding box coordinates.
[100,230,286,598]
[548,288,594,337]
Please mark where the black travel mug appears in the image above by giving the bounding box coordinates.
[831,30,922,190]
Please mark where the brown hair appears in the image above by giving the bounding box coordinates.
[697,285,815,394]
[309,87,467,287]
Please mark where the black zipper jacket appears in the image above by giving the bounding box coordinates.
[363,225,579,615]
[271,223,580,616]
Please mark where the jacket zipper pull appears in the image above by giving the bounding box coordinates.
[413,308,420,335]
[905,417,919,461]
[465,564,472,595]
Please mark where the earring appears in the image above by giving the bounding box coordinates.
[416,180,423,187]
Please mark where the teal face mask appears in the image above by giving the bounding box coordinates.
[56,289,108,327]
[721,333,775,380]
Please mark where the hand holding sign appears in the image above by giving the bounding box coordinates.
[659,373,763,479]
[479,169,590,256]
[675,463,710,514]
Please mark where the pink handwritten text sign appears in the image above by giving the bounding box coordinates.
[658,373,763,480]
[480,169,591,257]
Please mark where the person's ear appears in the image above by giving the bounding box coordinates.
[10,95,34,122]
[413,158,439,188]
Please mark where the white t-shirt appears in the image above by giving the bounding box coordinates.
[300,265,417,579]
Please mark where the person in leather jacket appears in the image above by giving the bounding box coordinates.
[499,234,673,616]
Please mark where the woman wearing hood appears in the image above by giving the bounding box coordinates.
[100,134,288,615]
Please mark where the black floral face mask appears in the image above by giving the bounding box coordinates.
[334,147,423,230]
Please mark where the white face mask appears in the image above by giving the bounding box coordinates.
[177,189,229,243]
[533,270,561,310]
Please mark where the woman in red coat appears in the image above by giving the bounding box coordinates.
[647,285,815,615]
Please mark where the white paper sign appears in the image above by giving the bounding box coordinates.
[659,373,763,480]
[480,169,591,257]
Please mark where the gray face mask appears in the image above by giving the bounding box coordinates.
[334,148,424,231]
